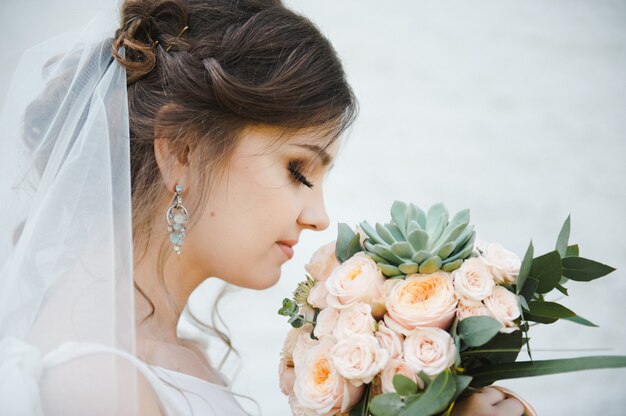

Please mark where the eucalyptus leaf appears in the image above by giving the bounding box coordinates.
[516,241,534,295]
[530,250,562,294]
[519,277,538,303]
[563,315,598,327]
[398,370,457,416]
[458,316,503,347]
[452,375,473,401]
[565,244,579,257]
[562,257,616,282]
[555,215,571,258]
[468,356,626,387]
[528,301,576,319]
[523,312,558,325]
[370,393,411,416]
[393,374,419,396]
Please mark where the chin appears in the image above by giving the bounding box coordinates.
[234,269,281,290]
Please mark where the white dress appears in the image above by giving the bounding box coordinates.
[150,366,249,415]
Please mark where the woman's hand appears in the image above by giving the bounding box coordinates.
[450,387,526,416]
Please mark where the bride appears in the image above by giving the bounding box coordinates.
[0,0,528,414]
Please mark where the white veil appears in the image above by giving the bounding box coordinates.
[0,13,184,415]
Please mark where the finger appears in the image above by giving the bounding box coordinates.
[493,397,525,415]
[477,387,506,405]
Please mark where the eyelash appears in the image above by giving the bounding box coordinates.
[288,160,314,188]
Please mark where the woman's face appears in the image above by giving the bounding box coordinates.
[183,125,339,290]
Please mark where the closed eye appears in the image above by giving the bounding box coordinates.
[288,160,314,188]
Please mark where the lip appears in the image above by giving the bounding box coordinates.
[276,240,297,259]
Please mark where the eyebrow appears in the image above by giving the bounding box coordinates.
[292,144,332,166]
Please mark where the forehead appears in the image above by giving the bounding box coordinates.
[238,124,340,165]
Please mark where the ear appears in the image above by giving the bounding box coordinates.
[153,103,191,193]
[154,137,190,193]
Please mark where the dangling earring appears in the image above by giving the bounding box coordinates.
[166,184,188,255]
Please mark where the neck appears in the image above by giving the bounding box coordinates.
[133,233,204,344]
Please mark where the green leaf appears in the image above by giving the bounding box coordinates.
[523,312,558,324]
[337,223,357,263]
[386,223,405,242]
[377,223,397,245]
[468,356,626,387]
[452,375,473,401]
[288,314,305,328]
[555,215,571,258]
[530,250,562,294]
[519,277,538,303]
[398,262,419,275]
[516,241,534,295]
[418,256,443,274]
[563,315,598,327]
[390,201,409,236]
[565,244,579,257]
[462,330,524,369]
[378,263,403,278]
[391,242,415,259]
[393,374,419,396]
[458,316,503,347]
[528,301,576,319]
[399,370,457,416]
[562,257,616,282]
[360,221,385,245]
[346,234,363,260]
[370,393,411,416]
[554,283,568,296]
[349,383,371,416]
[407,229,429,252]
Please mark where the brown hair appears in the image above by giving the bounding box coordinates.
[111,0,357,337]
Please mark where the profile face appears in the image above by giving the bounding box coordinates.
[183,125,340,290]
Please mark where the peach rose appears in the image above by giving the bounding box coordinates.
[452,257,495,302]
[480,243,521,285]
[330,333,390,386]
[306,241,340,282]
[294,338,364,415]
[375,321,404,360]
[333,303,376,340]
[384,272,458,335]
[403,327,457,376]
[484,286,521,333]
[325,253,386,318]
[456,299,492,321]
[380,358,424,394]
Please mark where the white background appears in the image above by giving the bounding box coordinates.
[2,1,625,415]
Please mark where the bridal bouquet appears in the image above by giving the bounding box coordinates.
[278,201,626,416]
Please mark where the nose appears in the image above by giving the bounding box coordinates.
[297,187,330,232]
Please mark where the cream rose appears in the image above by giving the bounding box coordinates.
[484,286,521,333]
[279,355,296,396]
[480,243,521,284]
[305,241,340,282]
[375,321,404,360]
[308,281,329,309]
[325,253,386,318]
[380,358,423,394]
[294,338,364,415]
[452,258,495,302]
[314,307,339,339]
[293,324,319,370]
[403,327,457,376]
[330,333,390,386]
[333,303,376,340]
[456,299,492,321]
[384,272,458,335]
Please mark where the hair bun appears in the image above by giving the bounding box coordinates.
[112,0,188,84]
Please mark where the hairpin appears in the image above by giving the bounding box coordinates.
[166,26,189,52]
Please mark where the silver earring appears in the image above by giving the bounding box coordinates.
[166,184,188,255]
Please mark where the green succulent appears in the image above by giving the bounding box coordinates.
[359,201,476,277]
